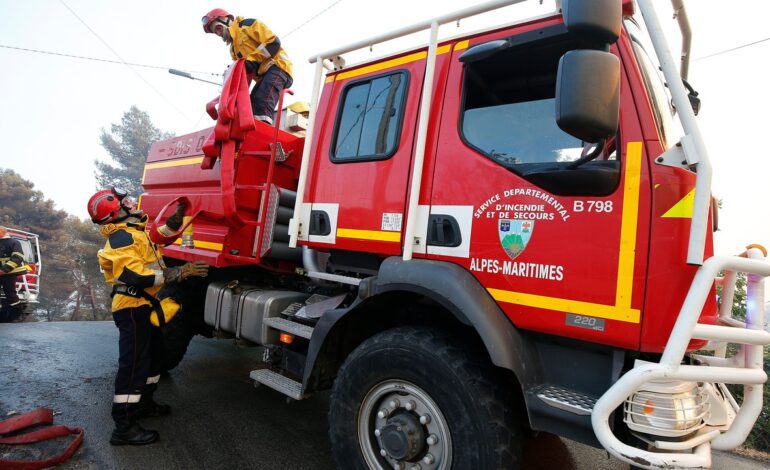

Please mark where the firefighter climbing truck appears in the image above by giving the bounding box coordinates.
[0,227,41,318]
[139,0,770,468]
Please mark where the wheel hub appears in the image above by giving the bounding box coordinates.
[380,412,425,461]
[358,380,452,470]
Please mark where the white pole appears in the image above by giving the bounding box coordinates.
[289,57,324,247]
[638,0,712,265]
[402,21,439,260]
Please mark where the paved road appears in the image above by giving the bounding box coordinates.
[0,322,763,469]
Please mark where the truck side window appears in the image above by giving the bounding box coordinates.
[331,71,408,162]
[460,32,620,196]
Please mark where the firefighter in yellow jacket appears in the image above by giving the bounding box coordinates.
[87,188,208,446]
[202,8,293,124]
[0,226,26,321]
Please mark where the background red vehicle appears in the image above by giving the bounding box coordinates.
[138,1,769,468]
[0,228,41,318]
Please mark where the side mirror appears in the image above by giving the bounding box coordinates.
[458,39,509,64]
[562,0,622,44]
[555,50,620,143]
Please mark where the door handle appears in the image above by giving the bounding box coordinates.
[427,215,462,247]
[309,210,331,236]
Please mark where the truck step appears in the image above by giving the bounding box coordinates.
[535,385,597,416]
[263,316,314,339]
[250,369,305,400]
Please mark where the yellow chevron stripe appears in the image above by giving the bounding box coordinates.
[662,188,695,219]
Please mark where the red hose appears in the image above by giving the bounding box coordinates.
[0,408,84,469]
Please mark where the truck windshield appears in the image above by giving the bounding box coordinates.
[460,35,584,166]
[459,28,620,196]
[625,18,683,149]
[463,98,583,165]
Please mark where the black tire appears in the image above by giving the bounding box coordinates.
[329,326,522,470]
[157,276,208,372]
[160,310,195,372]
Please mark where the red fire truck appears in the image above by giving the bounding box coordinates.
[140,0,769,468]
[0,228,41,319]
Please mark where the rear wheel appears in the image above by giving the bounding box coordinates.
[329,326,522,469]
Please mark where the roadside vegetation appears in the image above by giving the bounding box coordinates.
[715,273,770,453]
[0,106,166,321]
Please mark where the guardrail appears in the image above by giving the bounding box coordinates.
[592,246,770,468]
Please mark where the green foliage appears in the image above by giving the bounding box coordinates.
[715,271,747,319]
[0,169,66,241]
[94,106,172,198]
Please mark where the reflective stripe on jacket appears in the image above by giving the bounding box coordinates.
[97,217,165,312]
[228,16,293,78]
[0,237,26,274]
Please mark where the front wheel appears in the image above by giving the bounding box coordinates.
[329,326,522,469]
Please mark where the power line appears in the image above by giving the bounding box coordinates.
[58,0,193,124]
[0,44,221,76]
[284,0,344,38]
[693,37,770,62]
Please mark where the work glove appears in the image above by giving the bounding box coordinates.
[180,261,209,279]
[165,203,187,231]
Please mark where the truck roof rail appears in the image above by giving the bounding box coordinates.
[289,0,544,256]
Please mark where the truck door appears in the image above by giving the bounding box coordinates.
[302,52,430,256]
[425,21,651,349]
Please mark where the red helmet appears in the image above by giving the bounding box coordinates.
[87,188,129,224]
[202,8,233,33]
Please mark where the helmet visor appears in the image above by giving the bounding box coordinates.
[112,187,128,199]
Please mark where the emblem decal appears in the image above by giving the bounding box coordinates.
[498,219,534,260]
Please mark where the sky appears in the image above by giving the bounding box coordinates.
[0,0,768,256]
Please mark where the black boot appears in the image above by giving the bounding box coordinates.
[135,396,171,419]
[110,421,159,446]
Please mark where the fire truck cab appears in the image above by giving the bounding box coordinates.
[139,0,770,468]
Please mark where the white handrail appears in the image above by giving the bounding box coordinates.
[593,248,770,467]
[638,0,711,265]
[288,57,324,247]
[288,0,534,247]
[308,0,528,64]
[402,21,439,260]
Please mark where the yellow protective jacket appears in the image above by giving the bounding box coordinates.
[0,237,27,275]
[228,16,293,78]
[98,217,166,312]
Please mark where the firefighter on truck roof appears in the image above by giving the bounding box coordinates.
[87,188,209,446]
[202,8,294,125]
[0,226,25,322]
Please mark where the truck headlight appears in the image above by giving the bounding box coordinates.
[624,380,709,438]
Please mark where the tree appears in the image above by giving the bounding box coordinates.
[0,170,109,321]
[95,106,173,197]
[0,169,69,318]
[64,216,111,320]
[0,169,66,242]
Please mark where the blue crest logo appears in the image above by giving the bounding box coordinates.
[498,219,534,260]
